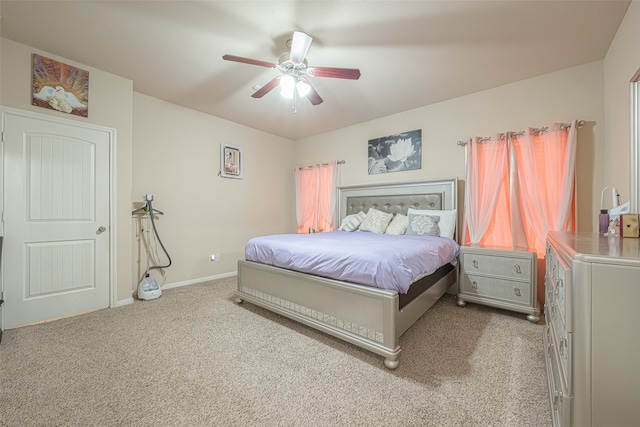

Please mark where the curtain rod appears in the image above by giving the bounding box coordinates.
[297,160,345,170]
[456,120,585,146]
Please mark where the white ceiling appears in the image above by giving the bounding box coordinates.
[0,1,631,140]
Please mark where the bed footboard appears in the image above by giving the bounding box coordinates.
[236,260,402,369]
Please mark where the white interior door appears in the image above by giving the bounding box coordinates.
[2,111,111,329]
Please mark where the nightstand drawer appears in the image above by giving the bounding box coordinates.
[460,273,532,305]
[462,252,532,280]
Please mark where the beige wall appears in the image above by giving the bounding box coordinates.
[132,94,294,288]
[604,0,640,204]
[0,37,135,304]
[294,62,605,232]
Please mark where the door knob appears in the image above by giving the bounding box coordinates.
[97,226,107,234]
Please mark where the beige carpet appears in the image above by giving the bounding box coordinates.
[0,277,551,426]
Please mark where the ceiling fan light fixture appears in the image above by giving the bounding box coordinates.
[279,75,296,99]
[296,79,311,97]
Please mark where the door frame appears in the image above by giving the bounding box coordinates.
[631,68,640,214]
[0,106,118,330]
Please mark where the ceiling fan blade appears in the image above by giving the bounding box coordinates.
[222,54,276,69]
[305,83,323,106]
[251,76,281,98]
[290,31,313,64]
[307,66,361,80]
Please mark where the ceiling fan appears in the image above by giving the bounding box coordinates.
[223,31,361,110]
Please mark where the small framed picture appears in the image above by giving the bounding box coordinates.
[220,144,243,179]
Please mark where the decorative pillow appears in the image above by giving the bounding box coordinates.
[406,213,440,236]
[385,214,408,235]
[358,208,394,234]
[407,208,457,238]
[338,211,366,232]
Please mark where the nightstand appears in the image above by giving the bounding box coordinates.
[456,244,540,323]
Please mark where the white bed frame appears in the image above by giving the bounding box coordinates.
[235,177,458,369]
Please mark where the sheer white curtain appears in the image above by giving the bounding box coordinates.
[295,161,340,233]
[463,135,510,244]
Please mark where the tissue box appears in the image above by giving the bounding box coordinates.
[620,214,640,238]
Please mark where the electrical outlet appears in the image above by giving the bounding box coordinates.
[209,253,220,262]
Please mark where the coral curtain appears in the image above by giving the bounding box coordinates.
[510,121,578,255]
[295,161,340,233]
[462,135,512,246]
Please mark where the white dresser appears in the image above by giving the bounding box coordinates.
[544,231,640,427]
[457,244,540,323]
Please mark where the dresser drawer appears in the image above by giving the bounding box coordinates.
[546,243,572,332]
[554,259,570,331]
[462,252,533,281]
[460,273,532,306]
[545,325,571,427]
[548,310,572,394]
[545,274,556,310]
[545,243,557,300]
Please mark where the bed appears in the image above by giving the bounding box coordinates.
[235,177,459,369]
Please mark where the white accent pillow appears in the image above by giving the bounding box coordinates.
[406,213,440,236]
[359,208,394,234]
[338,211,366,232]
[385,214,408,235]
[407,208,457,238]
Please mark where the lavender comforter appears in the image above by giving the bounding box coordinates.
[244,231,460,294]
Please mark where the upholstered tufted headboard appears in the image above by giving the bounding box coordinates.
[337,177,457,219]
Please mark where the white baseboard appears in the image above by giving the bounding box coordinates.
[114,297,134,308]
[114,271,238,307]
[162,271,237,290]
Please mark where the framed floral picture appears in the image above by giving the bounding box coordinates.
[367,129,422,175]
[220,144,243,179]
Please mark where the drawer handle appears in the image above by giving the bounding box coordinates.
[472,281,478,289]
[514,287,521,297]
[553,391,560,409]
[472,259,479,269]
[514,264,522,274]
[560,337,567,356]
